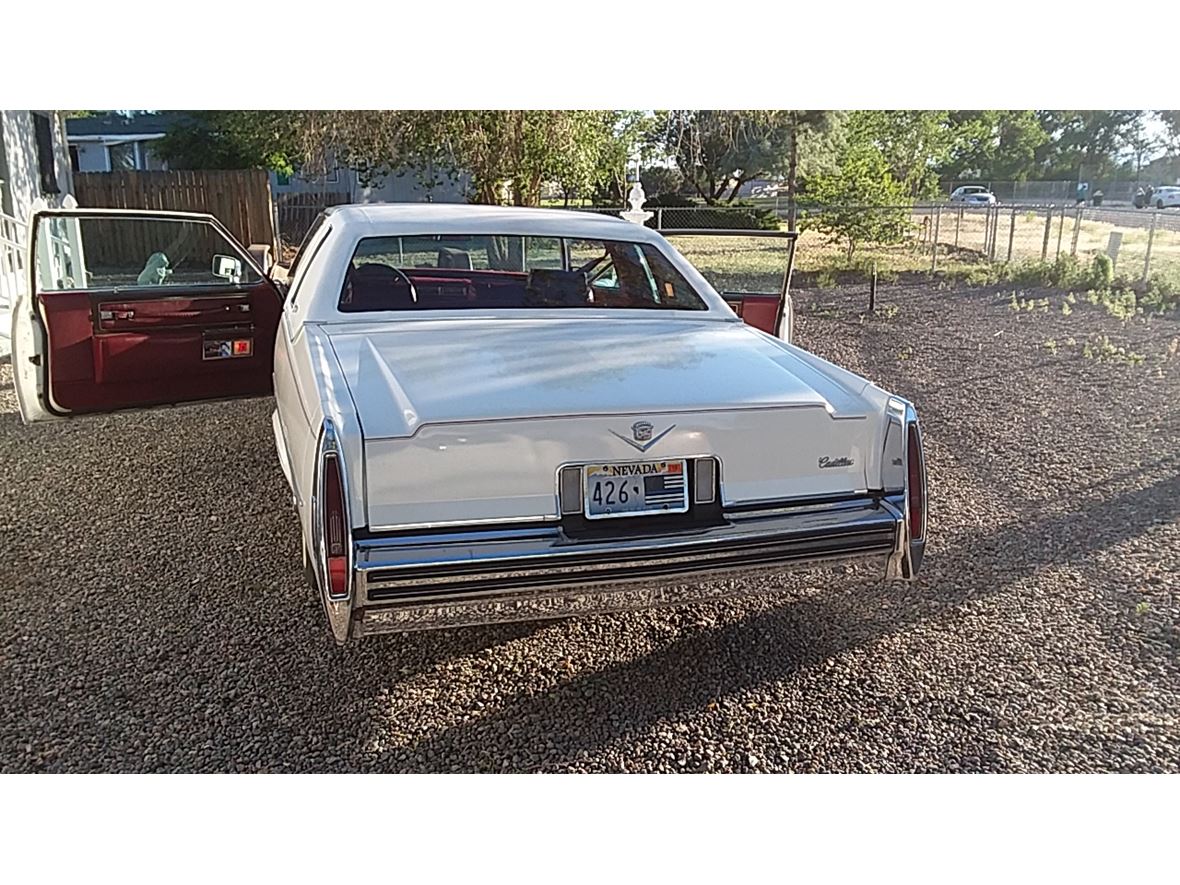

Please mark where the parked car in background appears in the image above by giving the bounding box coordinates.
[1151,186,1180,209]
[961,193,998,206]
[11,204,927,644]
[949,185,997,204]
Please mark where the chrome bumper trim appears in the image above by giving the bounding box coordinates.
[345,495,908,638]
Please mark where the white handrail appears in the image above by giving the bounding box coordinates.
[0,209,28,313]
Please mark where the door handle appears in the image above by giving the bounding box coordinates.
[99,309,136,322]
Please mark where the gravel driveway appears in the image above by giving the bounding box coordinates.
[1,280,1178,773]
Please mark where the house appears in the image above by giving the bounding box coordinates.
[272,159,469,205]
[1,110,74,355]
[64,111,190,173]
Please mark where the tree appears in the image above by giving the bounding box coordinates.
[1034,111,1144,179]
[801,140,911,260]
[154,111,304,174]
[155,110,635,207]
[640,165,685,199]
[297,110,630,207]
[781,111,843,228]
[655,111,797,204]
[847,111,959,198]
[1124,113,1164,186]
[940,111,1048,182]
[1159,110,1180,152]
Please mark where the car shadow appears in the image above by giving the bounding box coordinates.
[380,469,1180,772]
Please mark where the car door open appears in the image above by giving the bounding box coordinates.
[11,209,283,422]
[660,228,797,342]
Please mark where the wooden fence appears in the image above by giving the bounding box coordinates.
[73,170,276,253]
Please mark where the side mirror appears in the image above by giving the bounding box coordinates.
[212,254,243,283]
[247,243,272,276]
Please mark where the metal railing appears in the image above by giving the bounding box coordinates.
[0,210,28,312]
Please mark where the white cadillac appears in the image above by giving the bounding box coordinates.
[10,204,926,643]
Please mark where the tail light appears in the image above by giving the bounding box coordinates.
[906,423,925,541]
[322,452,349,599]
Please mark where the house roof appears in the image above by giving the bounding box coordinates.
[65,111,192,138]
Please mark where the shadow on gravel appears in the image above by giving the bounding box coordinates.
[388,471,1180,771]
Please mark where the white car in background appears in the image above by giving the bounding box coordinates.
[949,186,997,205]
[1152,186,1180,209]
[11,204,927,644]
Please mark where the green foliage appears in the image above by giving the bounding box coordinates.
[154,111,301,175]
[640,166,685,198]
[940,111,1048,182]
[992,254,1116,292]
[1090,252,1114,290]
[801,141,912,258]
[1035,111,1145,179]
[653,111,839,206]
[660,200,779,231]
[845,111,958,198]
[1140,273,1180,313]
[642,193,697,209]
[1082,333,1145,365]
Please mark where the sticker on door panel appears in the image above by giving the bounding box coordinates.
[203,338,253,360]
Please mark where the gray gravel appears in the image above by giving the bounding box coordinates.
[1,280,1178,772]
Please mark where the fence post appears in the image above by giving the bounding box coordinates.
[931,205,941,272]
[657,207,664,230]
[1143,211,1158,283]
[989,206,999,261]
[1055,206,1065,260]
[1041,206,1053,261]
[954,206,962,249]
[869,262,877,312]
[1070,207,1082,256]
[1007,208,1016,262]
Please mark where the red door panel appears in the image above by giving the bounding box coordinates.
[38,280,282,415]
[726,293,781,335]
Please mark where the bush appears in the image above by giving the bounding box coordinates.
[644,195,780,231]
[643,192,695,209]
[994,254,1105,291]
[1089,253,1114,290]
[1140,273,1180,313]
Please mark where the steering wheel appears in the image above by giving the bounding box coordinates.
[574,253,610,277]
[389,266,419,304]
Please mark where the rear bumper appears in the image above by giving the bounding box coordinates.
[333,494,918,640]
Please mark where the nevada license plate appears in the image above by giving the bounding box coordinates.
[583,460,689,520]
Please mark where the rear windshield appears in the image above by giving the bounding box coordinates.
[339,234,708,312]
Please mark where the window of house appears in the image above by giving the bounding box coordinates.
[108,142,137,171]
[32,112,61,195]
[68,146,80,173]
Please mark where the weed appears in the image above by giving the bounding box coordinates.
[1043,339,1058,355]
[1081,333,1145,366]
[1140,273,1180,314]
[1136,601,1151,616]
[1061,301,1072,316]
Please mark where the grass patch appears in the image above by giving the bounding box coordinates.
[1081,333,1145,365]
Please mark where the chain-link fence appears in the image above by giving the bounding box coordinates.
[577,203,1180,284]
[273,197,1180,288]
